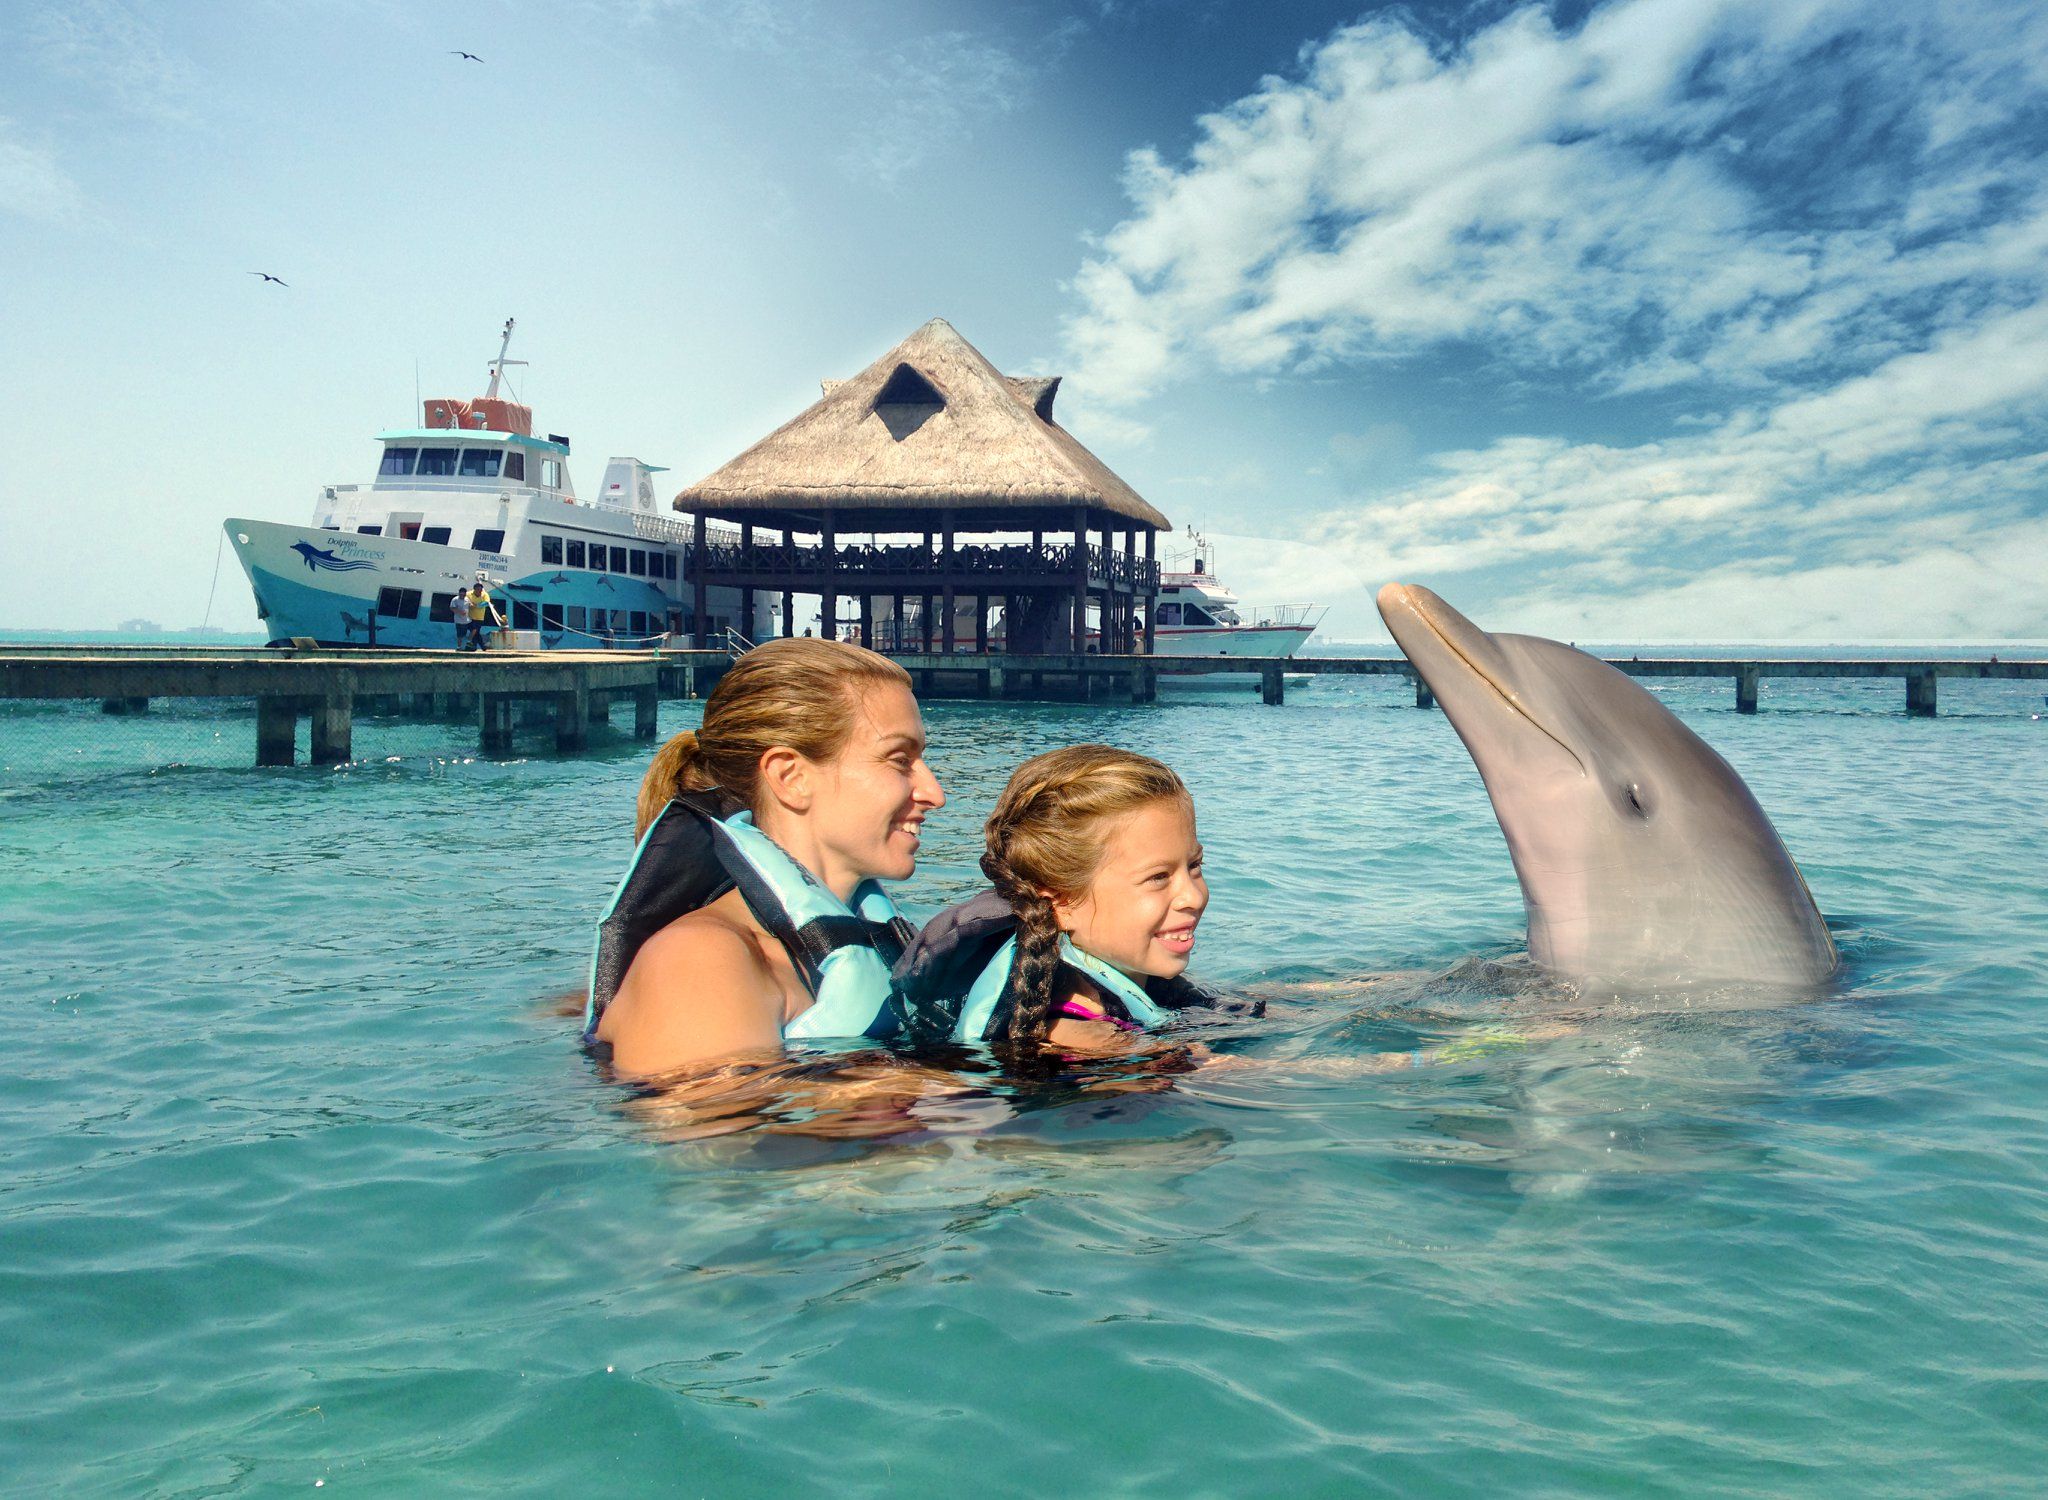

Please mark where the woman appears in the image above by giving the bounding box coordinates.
[587,638,945,1078]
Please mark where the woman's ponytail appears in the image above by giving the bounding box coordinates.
[634,730,707,840]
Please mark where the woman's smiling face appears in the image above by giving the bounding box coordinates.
[1052,797,1207,980]
[807,682,945,885]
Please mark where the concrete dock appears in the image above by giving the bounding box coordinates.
[2,646,2042,766]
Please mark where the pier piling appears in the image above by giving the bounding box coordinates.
[310,686,353,764]
[256,696,297,767]
[634,687,659,740]
[480,694,514,755]
[1413,674,1435,710]
[1261,665,1285,706]
[554,685,589,752]
[1737,667,1760,714]
[1907,669,1938,717]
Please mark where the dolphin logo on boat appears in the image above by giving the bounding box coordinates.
[1377,582,1838,989]
[292,541,376,573]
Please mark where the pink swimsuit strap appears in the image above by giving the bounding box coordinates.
[1058,998,1142,1032]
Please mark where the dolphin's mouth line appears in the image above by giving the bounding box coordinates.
[1408,596,1587,776]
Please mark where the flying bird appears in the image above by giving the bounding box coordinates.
[249,271,287,286]
[451,51,482,62]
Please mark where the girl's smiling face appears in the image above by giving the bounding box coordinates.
[1051,797,1207,980]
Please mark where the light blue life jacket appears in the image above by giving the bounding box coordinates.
[585,790,912,1047]
[949,933,1173,1043]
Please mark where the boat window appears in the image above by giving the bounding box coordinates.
[568,605,587,632]
[630,610,650,637]
[1181,605,1214,627]
[1156,603,1181,625]
[513,600,539,630]
[504,450,526,481]
[629,550,648,576]
[541,603,563,630]
[541,535,563,565]
[416,447,459,477]
[398,521,421,541]
[664,553,678,581]
[610,546,628,573]
[356,525,382,536]
[541,458,563,488]
[472,528,506,552]
[429,592,457,622]
[422,526,451,546]
[566,539,586,568]
[459,449,502,478]
[320,524,339,531]
[376,587,422,620]
[378,447,417,476]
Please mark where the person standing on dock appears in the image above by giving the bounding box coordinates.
[462,580,499,651]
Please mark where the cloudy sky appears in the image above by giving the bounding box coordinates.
[3,0,2044,640]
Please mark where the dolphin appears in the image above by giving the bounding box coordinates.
[292,540,375,573]
[1377,583,1837,989]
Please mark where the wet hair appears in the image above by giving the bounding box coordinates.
[980,744,1191,1054]
[633,637,912,840]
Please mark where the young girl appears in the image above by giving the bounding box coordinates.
[586,638,946,1078]
[897,744,1222,1055]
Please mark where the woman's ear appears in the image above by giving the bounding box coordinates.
[756,747,812,813]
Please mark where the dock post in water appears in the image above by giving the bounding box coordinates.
[1413,672,1435,710]
[310,683,353,764]
[256,695,297,767]
[1906,668,1938,717]
[480,694,514,755]
[634,686,659,740]
[1260,664,1285,706]
[985,663,1005,699]
[555,684,589,752]
[1737,667,1760,714]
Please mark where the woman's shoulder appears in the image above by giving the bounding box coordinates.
[599,899,788,1073]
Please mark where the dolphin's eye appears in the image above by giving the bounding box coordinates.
[1623,783,1651,818]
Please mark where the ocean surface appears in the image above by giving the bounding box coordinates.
[3,664,2046,1495]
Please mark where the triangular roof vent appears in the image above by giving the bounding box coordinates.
[875,362,944,409]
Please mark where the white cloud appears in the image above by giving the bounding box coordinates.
[0,121,85,223]
[1072,0,2048,640]
[1065,0,2048,404]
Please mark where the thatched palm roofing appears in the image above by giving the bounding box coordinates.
[675,318,1169,531]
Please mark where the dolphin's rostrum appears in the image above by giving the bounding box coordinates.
[1378,582,1837,989]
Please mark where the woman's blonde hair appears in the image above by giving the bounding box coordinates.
[634,638,912,838]
[980,744,1191,1051]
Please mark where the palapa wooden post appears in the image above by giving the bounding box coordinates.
[691,512,709,648]
[1071,504,1089,652]
[821,513,837,640]
[738,521,754,644]
[1143,529,1156,655]
[941,507,957,654]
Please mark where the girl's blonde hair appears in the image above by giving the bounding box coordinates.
[980,744,1191,1051]
[634,638,912,838]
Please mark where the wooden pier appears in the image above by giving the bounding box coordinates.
[3,646,2041,767]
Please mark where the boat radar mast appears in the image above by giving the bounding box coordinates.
[484,318,526,400]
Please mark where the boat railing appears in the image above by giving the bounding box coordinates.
[720,626,757,660]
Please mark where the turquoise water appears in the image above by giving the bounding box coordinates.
[4,672,2047,1495]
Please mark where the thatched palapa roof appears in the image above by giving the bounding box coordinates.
[675,319,1169,531]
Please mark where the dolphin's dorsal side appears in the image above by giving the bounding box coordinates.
[1377,583,1837,989]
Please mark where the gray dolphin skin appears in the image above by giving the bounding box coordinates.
[1377,583,1837,989]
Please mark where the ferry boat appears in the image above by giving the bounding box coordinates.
[225,321,774,650]
[1145,532,1324,657]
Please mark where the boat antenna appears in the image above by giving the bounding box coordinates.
[485,317,526,399]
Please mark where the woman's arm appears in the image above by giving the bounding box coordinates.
[598,918,786,1076]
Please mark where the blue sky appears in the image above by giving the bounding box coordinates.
[3,0,2044,640]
